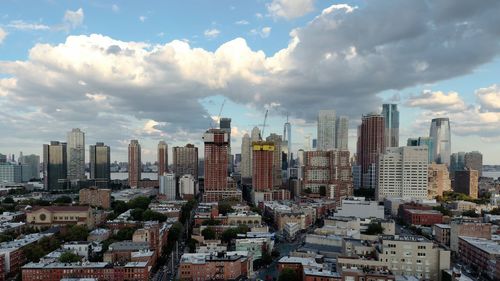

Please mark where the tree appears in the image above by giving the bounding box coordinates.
[59,251,81,263]
[433,205,452,216]
[319,186,327,196]
[112,201,129,214]
[53,196,72,204]
[188,238,198,253]
[202,219,221,226]
[143,210,167,222]
[278,268,299,281]
[130,208,145,221]
[201,228,216,240]
[462,210,480,217]
[127,196,151,210]
[364,222,384,235]
[61,225,89,241]
[218,202,234,216]
[490,207,500,215]
[2,197,14,204]
[114,228,135,241]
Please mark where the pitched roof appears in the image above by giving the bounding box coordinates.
[30,206,91,213]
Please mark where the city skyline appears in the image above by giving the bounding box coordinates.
[1,1,500,163]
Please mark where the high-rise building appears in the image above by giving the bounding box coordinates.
[266,133,283,187]
[251,127,261,142]
[0,154,6,163]
[159,173,176,200]
[429,118,451,166]
[335,116,349,150]
[67,128,85,180]
[450,152,466,177]
[157,141,169,177]
[240,134,252,178]
[220,117,232,173]
[203,129,229,191]
[381,104,399,147]
[179,174,197,200]
[454,170,479,199]
[357,113,385,189]
[283,119,292,172]
[303,150,352,205]
[428,163,451,199]
[407,137,434,164]
[0,163,23,183]
[464,151,483,177]
[252,141,275,191]
[317,110,336,151]
[172,144,199,179]
[89,142,111,184]
[43,141,68,190]
[128,140,141,188]
[377,146,428,201]
[19,154,40,180]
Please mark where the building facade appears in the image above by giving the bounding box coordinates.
[357,113,385,189]
[89,142,111,185]
[43,141,68,190]
[240,134,252,178]
[454,170,479,199]
[428,163,451,199]
[157,141,169,177]
[252,141,275,192]
[317,110,336,151]
[67,128,85,181]
[159,173,176,200]
[429,118,451,166]
[79,187,112,209]
[172,144,199,179]
[381,104,399,147]
[128,140,141,188]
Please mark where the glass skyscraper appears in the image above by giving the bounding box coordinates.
[382,104,399,147]
[429,118,451,166]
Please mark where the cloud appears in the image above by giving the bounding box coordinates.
[250,27,272,38]
[63,8,84,29]
[0,28,6,44]
[267,0,315,20]
[405,90,467,111]
[235,20,249,25]
[476,84,500,112]
[112,4,120,13]
[139,16,147,22]
[204,28,220,39]
[7,20,50,30]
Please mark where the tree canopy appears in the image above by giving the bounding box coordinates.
[59,251,81,263]
[278,268,299,281]
[201,228,216,240]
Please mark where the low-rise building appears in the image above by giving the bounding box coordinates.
[62,241,92,260]
[87,228,111,242]
[179,251,251,281]
[433,224,451,247]
[402,209,443,226]
[284,222,300,241]
[26,206,96,228]
[79,187,111,209]
[334,197,384,219]
[449,220,491,252]
[458,236,500,281]
[226,212,261,227]
[235,237,274,261]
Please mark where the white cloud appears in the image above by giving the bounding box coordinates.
[204,28,220,39]
[405,90,467,111]
[112,4,120,13]
[63,8,84,28]
[267,0,315,20]
[139,16,147,22]
[0,28,6,44]
[250,27,272,38]
[7,20,50,30]
[235,20,249,25]
[476,84,500,112]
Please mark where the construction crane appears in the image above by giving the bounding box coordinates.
[217,99,226,128]
[261,109,268,140]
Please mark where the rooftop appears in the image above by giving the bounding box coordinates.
[459,236,500,255]
[108,241,149,251]
[278,256,322,268]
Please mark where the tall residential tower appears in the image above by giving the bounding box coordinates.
[67,128,85,180]
[128,140,141,188]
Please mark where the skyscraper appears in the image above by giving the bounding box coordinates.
[252,141,275,192]
[266,133,283,187]
[19,154,40,180]
[240,134,252,178]
[203,129,229,191]
[172,144,198,179]
[89,142,110,184]
[220,117,232,173]
[67,128,85,180]
[464,151,483,177]
[317,110,336,151]
[381,104,399,147]
[407,137,434,164]
[357,113,385,189]
[283,118,292,171]
[377,146,428,200]
[335,116,349,150]
[429,118,451,166]
[128,140,141,188]
[157,141,169,177]
[43,141,68,190]
[159,173,176,200]
[251,127,261,142]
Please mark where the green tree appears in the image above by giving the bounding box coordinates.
[127,196,151,210]
[59,251,81,263]
[2,197,14,204]
[112,201,129,214]
[53,196,72,204]
[462,210,480,217]
[218,202,234,216]
[114,228,135,241]
[433,205,452,216]
[278,268,299,281]
[130,208,145,221]
[319,186,327,196]
[364,222,384,235]
[61,225,89,241]
[187,238,198,253]
[202,219,221,226]
[143,210,167,222]
[201,228,216,240]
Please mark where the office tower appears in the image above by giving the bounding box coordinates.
[283,119,292,170]
[43,141,68,190]
[172,144,199,179]
[454,170,479,199]
[317,110,336,151]
[376,146,428,201]
[0,162,23,183]
[89,142,111,184]
[19,154,40,180]
[0,154,6,163]
[304,135,312,151]
[157,141,169,177]
[357,113,385,189]
[251,127,261,142]
[240,134,252,178]
[407,138,418,146]
[128,140,141,188]
[303,150,352,206]
[450,152,466,177]
[407,137,434,164]
[312,139,317,149]
[67,128,85,180]
[266,133,283,187]
[335,116,349,150]
[179,174,197,199]
[159,173,176,200]
[464,151,483,177]
[220,117,232,173]
[381,104,399,147]
[203,129,229,191]
[428,163,451,199]
[429,117,451,166]
[252,141,275,191]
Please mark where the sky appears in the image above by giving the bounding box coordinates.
[1,0,500,164]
